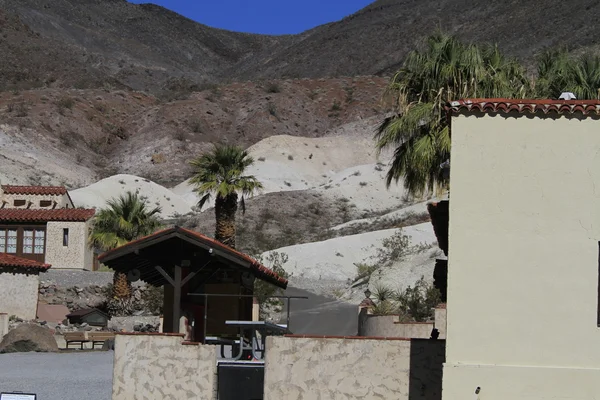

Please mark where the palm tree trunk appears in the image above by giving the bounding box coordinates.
[214,193,238,248]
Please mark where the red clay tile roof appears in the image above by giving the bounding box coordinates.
[1,185,67,195]
[99,226,288,288]
[446,99,600,116]
[0,253,51,270]
[0,208,95,222]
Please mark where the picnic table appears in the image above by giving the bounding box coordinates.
[224,320,289,361]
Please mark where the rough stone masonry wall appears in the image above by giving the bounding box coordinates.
[112,333,218,400]
[45,221,92,270]
[264,335,445,400]
[0,271,40,320]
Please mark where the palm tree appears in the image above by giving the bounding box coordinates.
[535,47,600,99]
[189,144,262,249]
[89,191,162,315]
[375,32,531,197]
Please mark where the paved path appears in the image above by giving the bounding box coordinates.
[0,352,113,400]
[282,287,357,336]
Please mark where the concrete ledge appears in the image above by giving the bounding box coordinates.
[115,332,185,337]
[284,334,411,341]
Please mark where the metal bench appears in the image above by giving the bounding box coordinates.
[225,320,289,361]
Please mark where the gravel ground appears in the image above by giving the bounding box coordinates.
[0,351,113,400]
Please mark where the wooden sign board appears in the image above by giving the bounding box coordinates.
[0,393,37,400]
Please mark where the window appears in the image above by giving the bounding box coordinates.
[6,230,17,253]
[0,227,45,257]
[40,200,52,207]
[22,230,33,254]
[13,200,25,207]
[34,230,45,254]
[63,228,69,246]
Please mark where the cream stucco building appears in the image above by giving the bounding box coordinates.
[443,99,600,400]
[0,185,95,270]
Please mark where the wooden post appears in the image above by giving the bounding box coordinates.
[173,265,182,333]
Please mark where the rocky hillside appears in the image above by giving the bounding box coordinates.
[0,77,388,187]
[2,0,600,91]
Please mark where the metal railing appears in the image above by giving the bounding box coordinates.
[188,293,308,344]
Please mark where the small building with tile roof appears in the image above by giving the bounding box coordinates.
[0,253,51,320]
[0,208,96,270]
[442,99,600,400]
[98,226,288,342]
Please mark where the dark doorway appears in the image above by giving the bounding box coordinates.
[218,362,264,400]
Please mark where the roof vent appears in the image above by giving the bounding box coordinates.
[559,92,576,100]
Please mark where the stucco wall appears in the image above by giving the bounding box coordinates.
[1,193,72,209]
[45,221,92,270]
[0,271,40,320]
[112,333,217,400]
[264,336,444,400]
[444,113,600,400]
[433,307,446,339]
[359,315,433,338]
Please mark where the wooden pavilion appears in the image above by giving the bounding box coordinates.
[98,226,288,342]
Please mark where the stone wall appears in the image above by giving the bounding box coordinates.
[264,335,445,400]
[45,221,93,270]
[112,333,217,400]
[0,270,40,320]
[359,314,433,338]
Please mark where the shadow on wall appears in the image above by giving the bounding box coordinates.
[409,339,445,400]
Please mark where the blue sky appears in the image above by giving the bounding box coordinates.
[127,0,373,35]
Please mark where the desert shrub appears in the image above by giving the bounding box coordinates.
[267,102,278,117]
[394,277,441,322]
[266,82,281,93]
[151,153,166,164]
[354,262,378,281]
[376,230,411,265]
[104,123,127,140]
[15,102,28,117]
[258,156,266,162]
[253,252,290,318]
[359,182,368,187]
[188,118,203,133]
[57,96,75,110]
[352,171,361,176]
[371,300,396,316]
[174,131,186,141]
[330,100,341,111]
[287,155,293,160]
[344,86,355,103]
[141,286,164,315]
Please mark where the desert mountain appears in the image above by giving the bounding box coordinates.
[2,0,600,92]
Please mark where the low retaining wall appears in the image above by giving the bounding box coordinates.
[359,313,434,338]
[0,313,8,339]
[112,333,217,400]
[264,335,445,400]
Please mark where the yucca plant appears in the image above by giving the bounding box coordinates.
[189,144,262,249]
[89,191,162,316]
[376,32,531,197]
